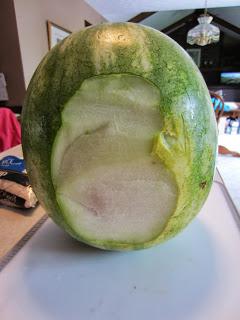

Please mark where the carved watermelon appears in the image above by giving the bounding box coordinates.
[22,23,217,250]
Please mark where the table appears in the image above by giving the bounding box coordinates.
[223,102,240,118]
[0,146,240,320]
[0,145,46,265]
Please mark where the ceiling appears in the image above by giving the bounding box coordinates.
[141,7,240,33]
[85,0,240,22]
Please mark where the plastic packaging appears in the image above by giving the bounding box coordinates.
[0,156,38,209]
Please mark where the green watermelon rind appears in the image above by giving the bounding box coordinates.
[22,23,217,250]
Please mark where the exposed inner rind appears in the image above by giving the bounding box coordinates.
[51,74,178,244]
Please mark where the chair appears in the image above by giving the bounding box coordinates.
[224,117,240,135]
[0,107,21,153]
[209,91,225,124]
[209,92,240,157]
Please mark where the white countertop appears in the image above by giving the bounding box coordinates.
[0,176,240,320]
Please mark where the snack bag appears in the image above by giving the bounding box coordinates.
[0,156,38,209]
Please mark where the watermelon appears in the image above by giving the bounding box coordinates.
[22,22,217,250]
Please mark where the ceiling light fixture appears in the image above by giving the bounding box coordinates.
[187,0,220,46]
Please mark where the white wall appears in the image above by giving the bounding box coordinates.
[14,0,107,86]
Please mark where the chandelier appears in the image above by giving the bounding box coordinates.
[187,1,220,46]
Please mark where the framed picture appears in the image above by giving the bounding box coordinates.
[84,20,92,27]
[186,49,201,67]
[47,21,71,50]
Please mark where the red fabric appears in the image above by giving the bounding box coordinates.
[0,108,21,152]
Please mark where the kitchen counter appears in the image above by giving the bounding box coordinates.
[0,146,240,319]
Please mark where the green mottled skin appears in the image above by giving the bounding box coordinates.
[22,23,217,250]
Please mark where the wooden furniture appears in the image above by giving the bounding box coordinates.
[0,146,46,267]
